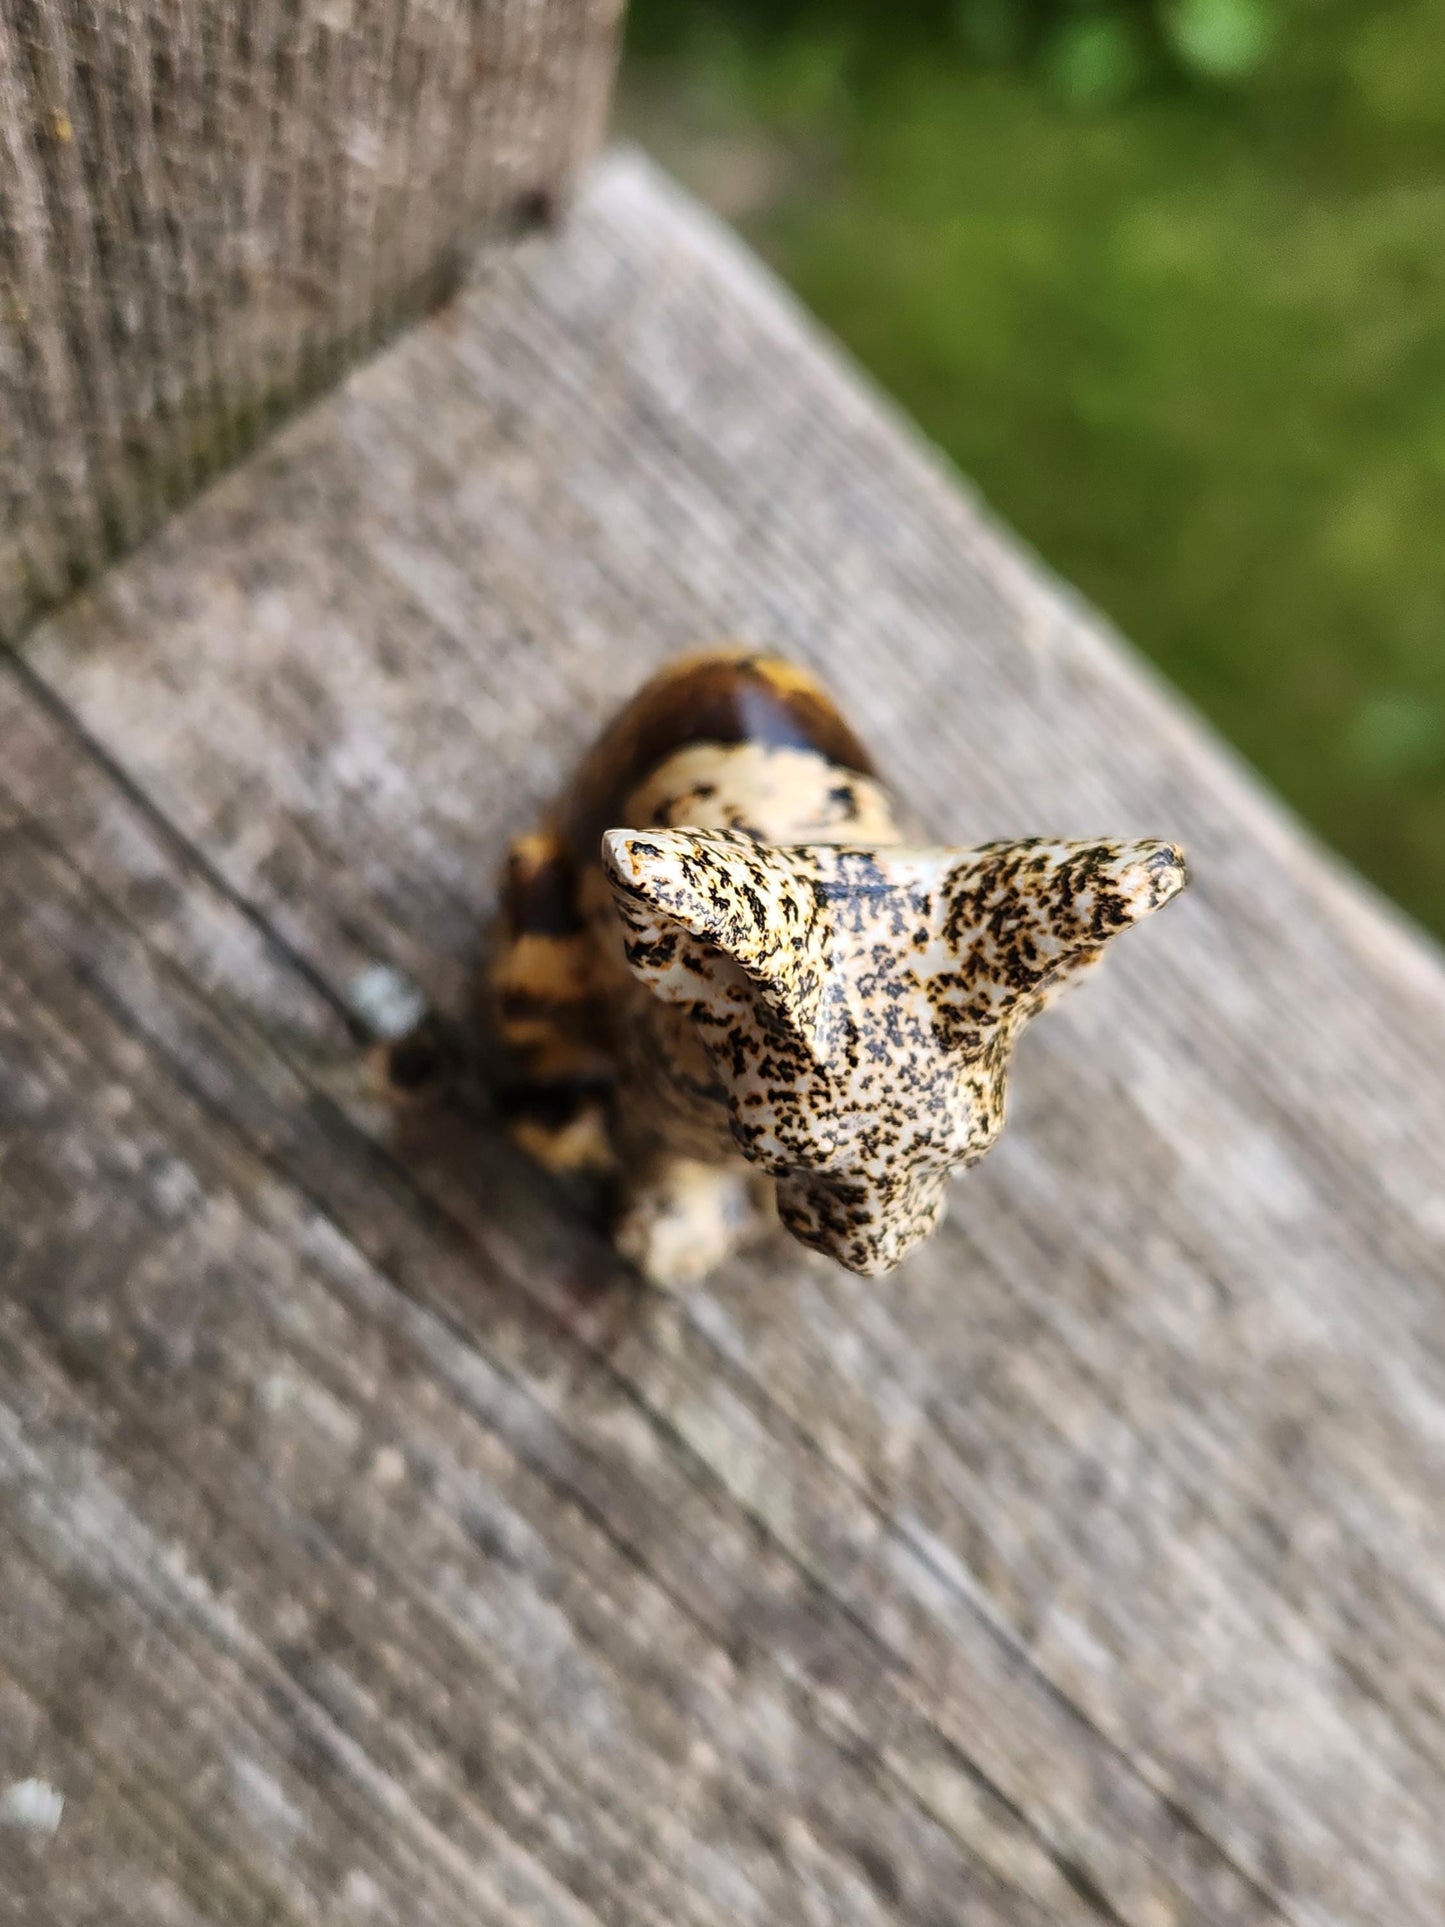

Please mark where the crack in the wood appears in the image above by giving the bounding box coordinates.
[2,648,371,1047]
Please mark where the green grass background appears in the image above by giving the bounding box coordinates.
[622,0,1445,938]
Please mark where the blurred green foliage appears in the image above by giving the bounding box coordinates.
[630,0,1282,97]
[623,0,1445,938]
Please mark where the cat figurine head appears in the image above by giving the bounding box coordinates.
[603,828,1186,1274]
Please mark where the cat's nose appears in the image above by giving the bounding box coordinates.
[846,1179,950,1275]
[777,1166,948,1276]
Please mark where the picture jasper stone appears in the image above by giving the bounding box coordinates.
[490,649,1187,1284]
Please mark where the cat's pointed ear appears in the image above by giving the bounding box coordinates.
[930,837,1187,1053]
[601,828,832,1044]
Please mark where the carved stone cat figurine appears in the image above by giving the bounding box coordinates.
[490,649,1186,1284]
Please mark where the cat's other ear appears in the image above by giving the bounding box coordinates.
[601,828,831,1043]
[929,837,1187,1054]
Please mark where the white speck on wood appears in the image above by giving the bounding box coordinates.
[229,1755,308,1848]
[347,962,429,1041]
[1,1779,64,1834]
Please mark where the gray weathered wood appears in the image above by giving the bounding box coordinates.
[3,151,1445,1926]
[0,0,624,643]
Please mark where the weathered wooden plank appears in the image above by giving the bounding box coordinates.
[4,151,1445,1925]
[0,705,1088,1925]
[0,668,1325,1927]
[0,0,624,642]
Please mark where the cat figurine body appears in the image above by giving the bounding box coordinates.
[491,649,1186,1284]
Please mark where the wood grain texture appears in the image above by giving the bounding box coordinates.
[3,151,1445,1925]
[0,0,624,643]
